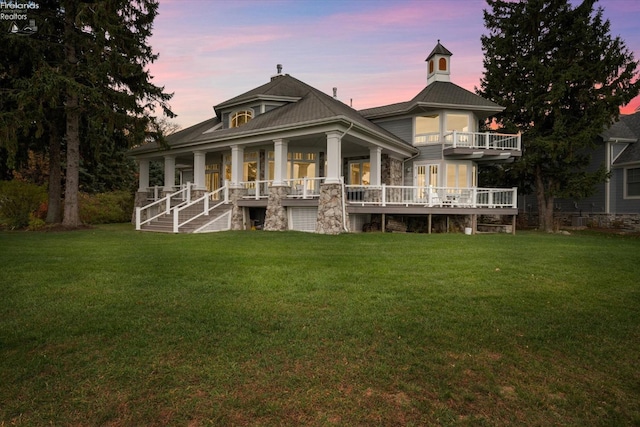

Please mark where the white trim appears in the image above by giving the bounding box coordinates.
[623,166,640,200]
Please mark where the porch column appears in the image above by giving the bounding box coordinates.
[230,145,244,188]
[193,151,206,191]
[137,159,150,192]
[369,147,382,186]
[325,131,342,184]
[163,155,176,193]
[273,138,288,186]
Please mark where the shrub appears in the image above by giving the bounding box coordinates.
[0,180,47,229]
[79,191,134,224]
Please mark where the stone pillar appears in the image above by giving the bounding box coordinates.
[263,185,290,231]
[316,182,348,234]
[230,145,244,188]
[163,155,176,193]
[193,151,206,192]
[369,147,382,186]
[273,139,288,186]
[325,131,342,184]
[229,187,247,230]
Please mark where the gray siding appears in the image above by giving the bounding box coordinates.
[615,168,640,213]
[374,118,412,144]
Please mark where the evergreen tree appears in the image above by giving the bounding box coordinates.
[1,1,174,227]
[478,0,640,231]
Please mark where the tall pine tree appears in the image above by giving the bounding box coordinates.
[1,1,174,227]
[478,0,639,231]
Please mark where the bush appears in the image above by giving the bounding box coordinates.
[79,191,134,224]
[0,180,47,229]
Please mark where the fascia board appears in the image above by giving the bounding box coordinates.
[214,95,302,112]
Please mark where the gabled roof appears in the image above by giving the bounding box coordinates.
[214,74,308,113]
[609,112,640,166]
[359,81,504,120]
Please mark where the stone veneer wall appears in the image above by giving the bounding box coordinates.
[381,155,403,185]
[316,183,348,234]
[229,187,248,230]
[263,185,290,231]
[554,212,640,232]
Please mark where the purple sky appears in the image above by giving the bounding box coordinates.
[148,0,640,130]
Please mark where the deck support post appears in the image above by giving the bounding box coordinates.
[472,214,477,235]
[512,214,517,235]
[382,213,386,233]
[428,214,432,234]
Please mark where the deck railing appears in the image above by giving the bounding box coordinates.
[345,185,517,208]
[414,131,521,151]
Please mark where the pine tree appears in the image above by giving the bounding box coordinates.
[1,1,174,227]
[478,0,640,231]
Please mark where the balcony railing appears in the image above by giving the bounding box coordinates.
[415,131,521,151]
[241,177,325,199]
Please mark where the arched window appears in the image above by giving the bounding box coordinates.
[230,110,253,128]
[429,60,434,74]
[439,58,447,71]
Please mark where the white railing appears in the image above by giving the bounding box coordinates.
[444,131,521,151]
[136,184,194,230]
[173,185,229,233]
[240,177,325,199]
[241,180,271,200]
[286,177,324,198]
[345,185,517,208]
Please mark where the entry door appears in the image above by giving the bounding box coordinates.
[415,164,438,200]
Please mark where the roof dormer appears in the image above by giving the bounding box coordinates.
[426,40,452,85]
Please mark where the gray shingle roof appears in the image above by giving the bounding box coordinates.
[426,41,452,61]
[359,81,504,119]
[609,112,640,165]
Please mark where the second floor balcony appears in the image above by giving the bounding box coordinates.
[415,131,522,162]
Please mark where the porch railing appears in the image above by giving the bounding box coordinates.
[172,185,229,233]
[345,185,517,208]
[241,177,325,199]
[136,184,194,230]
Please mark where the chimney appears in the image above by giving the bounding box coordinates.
[277,64,282,74]
[333,87,337,99]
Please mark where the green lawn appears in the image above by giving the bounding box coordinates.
[1,225,639,426]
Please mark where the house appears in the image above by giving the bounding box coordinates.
[548,111,640,230]
[130,42,521,234]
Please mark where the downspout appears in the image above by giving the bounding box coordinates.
[339,122,354,232]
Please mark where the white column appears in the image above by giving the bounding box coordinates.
[273,138,288,186]
[163,155,176,192]
[369,147,382,186]
[230,145,244,188]
[138,159,149,192]
[193,151,206,191]
[325,131,342,184]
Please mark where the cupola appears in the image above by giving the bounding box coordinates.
[426,40,452,85]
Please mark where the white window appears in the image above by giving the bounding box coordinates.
[446,163,471,188]
[415,114,440,145]
[625,167,640,198]
[349,160,370,185]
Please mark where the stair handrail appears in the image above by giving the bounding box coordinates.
[136,185,192,230]
[173,185,229,233]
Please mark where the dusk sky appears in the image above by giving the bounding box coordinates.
[147,0,640,130]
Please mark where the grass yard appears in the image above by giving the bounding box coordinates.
[1,225,639,426]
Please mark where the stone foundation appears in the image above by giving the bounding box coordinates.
[554,212,640,232]
[316,183,348,234]
[263,185,290,231]
[229,187,248,230]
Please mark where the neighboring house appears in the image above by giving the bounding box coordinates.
[548,111,640,229]
[130,42,521,234]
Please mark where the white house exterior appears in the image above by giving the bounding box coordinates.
[131,42,521,234]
